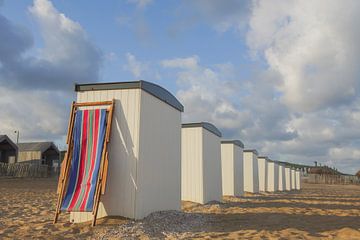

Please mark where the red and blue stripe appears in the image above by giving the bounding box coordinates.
[61,109,107,212]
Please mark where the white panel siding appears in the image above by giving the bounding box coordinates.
[285,167,291,191]
[243,152,259,193]
[221,144,234,196]
[291,169,296,190]
[295,170,301,190]
[202,129,222,203]
[71,88,141,222]
[267,162,279,192]
[257,158,268,192]
[278,165,286,191]
[136,91,181,219]
[234,145,244,196]
[181,128,203,203]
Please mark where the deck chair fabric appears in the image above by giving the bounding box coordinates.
[61,109,107,212]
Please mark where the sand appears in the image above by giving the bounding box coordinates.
[0,178,359,239]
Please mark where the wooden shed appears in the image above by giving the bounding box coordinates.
[0,135,17,164]
[17,142,59,167]
[71,80,183,222]
[257,156,268,192]
[277,163,286,191]
[182,122,222,204]
[221,140,244,196]
[295,170,301,190]
[243,149,259,193]
[266,160,279,192]
[285,167,292,191]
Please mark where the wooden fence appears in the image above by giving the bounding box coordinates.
[0,162,49,178]
[303,174,360,185]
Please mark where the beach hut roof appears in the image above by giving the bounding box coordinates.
[244,149,258,155]
[221,140,244,148]
[0,135,18,151]
[75,80,184,112]
[182,122,222,137]
[17,142,59,154]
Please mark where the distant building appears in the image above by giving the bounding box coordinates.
[0,135,18,163]
[17,142,60,168]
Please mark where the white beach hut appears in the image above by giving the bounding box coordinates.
[285,167,292,191]
[71,80,183,222]
[277,163,286,191]
[257,156,268,192]
[267,160,279,192]
[181,122,222,204]
[291,169,296,190]
[295,170,301,190]
[243,150,259,193]
[221,140,244,196]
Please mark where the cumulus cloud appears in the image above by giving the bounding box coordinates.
[123,53,149,78]
[172,0,251,34]
[247,0,360,112]
[127,0,153,9]
[0,0,101,142]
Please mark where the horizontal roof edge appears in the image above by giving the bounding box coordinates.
[221,140,244,148]
[74,80,184,112]
[258,156,269,160]
[243,149,258,155]
[182,122,222,137]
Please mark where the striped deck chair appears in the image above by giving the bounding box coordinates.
[54,100,115,226]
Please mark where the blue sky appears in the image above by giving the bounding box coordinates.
[1,0,360,174]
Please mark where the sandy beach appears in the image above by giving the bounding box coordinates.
[0,178,359,239]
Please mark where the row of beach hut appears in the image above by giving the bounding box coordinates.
[70,80,302,223]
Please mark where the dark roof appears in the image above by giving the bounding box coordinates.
[75,80,184,112]
[258,156,269,161]
[221,140,244,148]
[0,135,18,151]
[243,149,258,155]
[17,142,59,154]
[182,122,222,137]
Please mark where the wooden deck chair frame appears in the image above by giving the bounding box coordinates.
[53,100,115,226]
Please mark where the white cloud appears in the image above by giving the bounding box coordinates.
[161,55,199,70]
[247,0,360,112]
[127,0,153,9]
[0,0,101,143]
[123,53,148,78]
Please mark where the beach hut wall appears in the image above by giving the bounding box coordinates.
[221,140,244,196]
[257,156,268,192]
[70,81,183,222]
[243,150,259,193]
[181,122,222,204]
[295,170,301,190]
[291,169,296,190]
[285,167,292,191]
[267,160,279,192]
[278,164,286,191]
